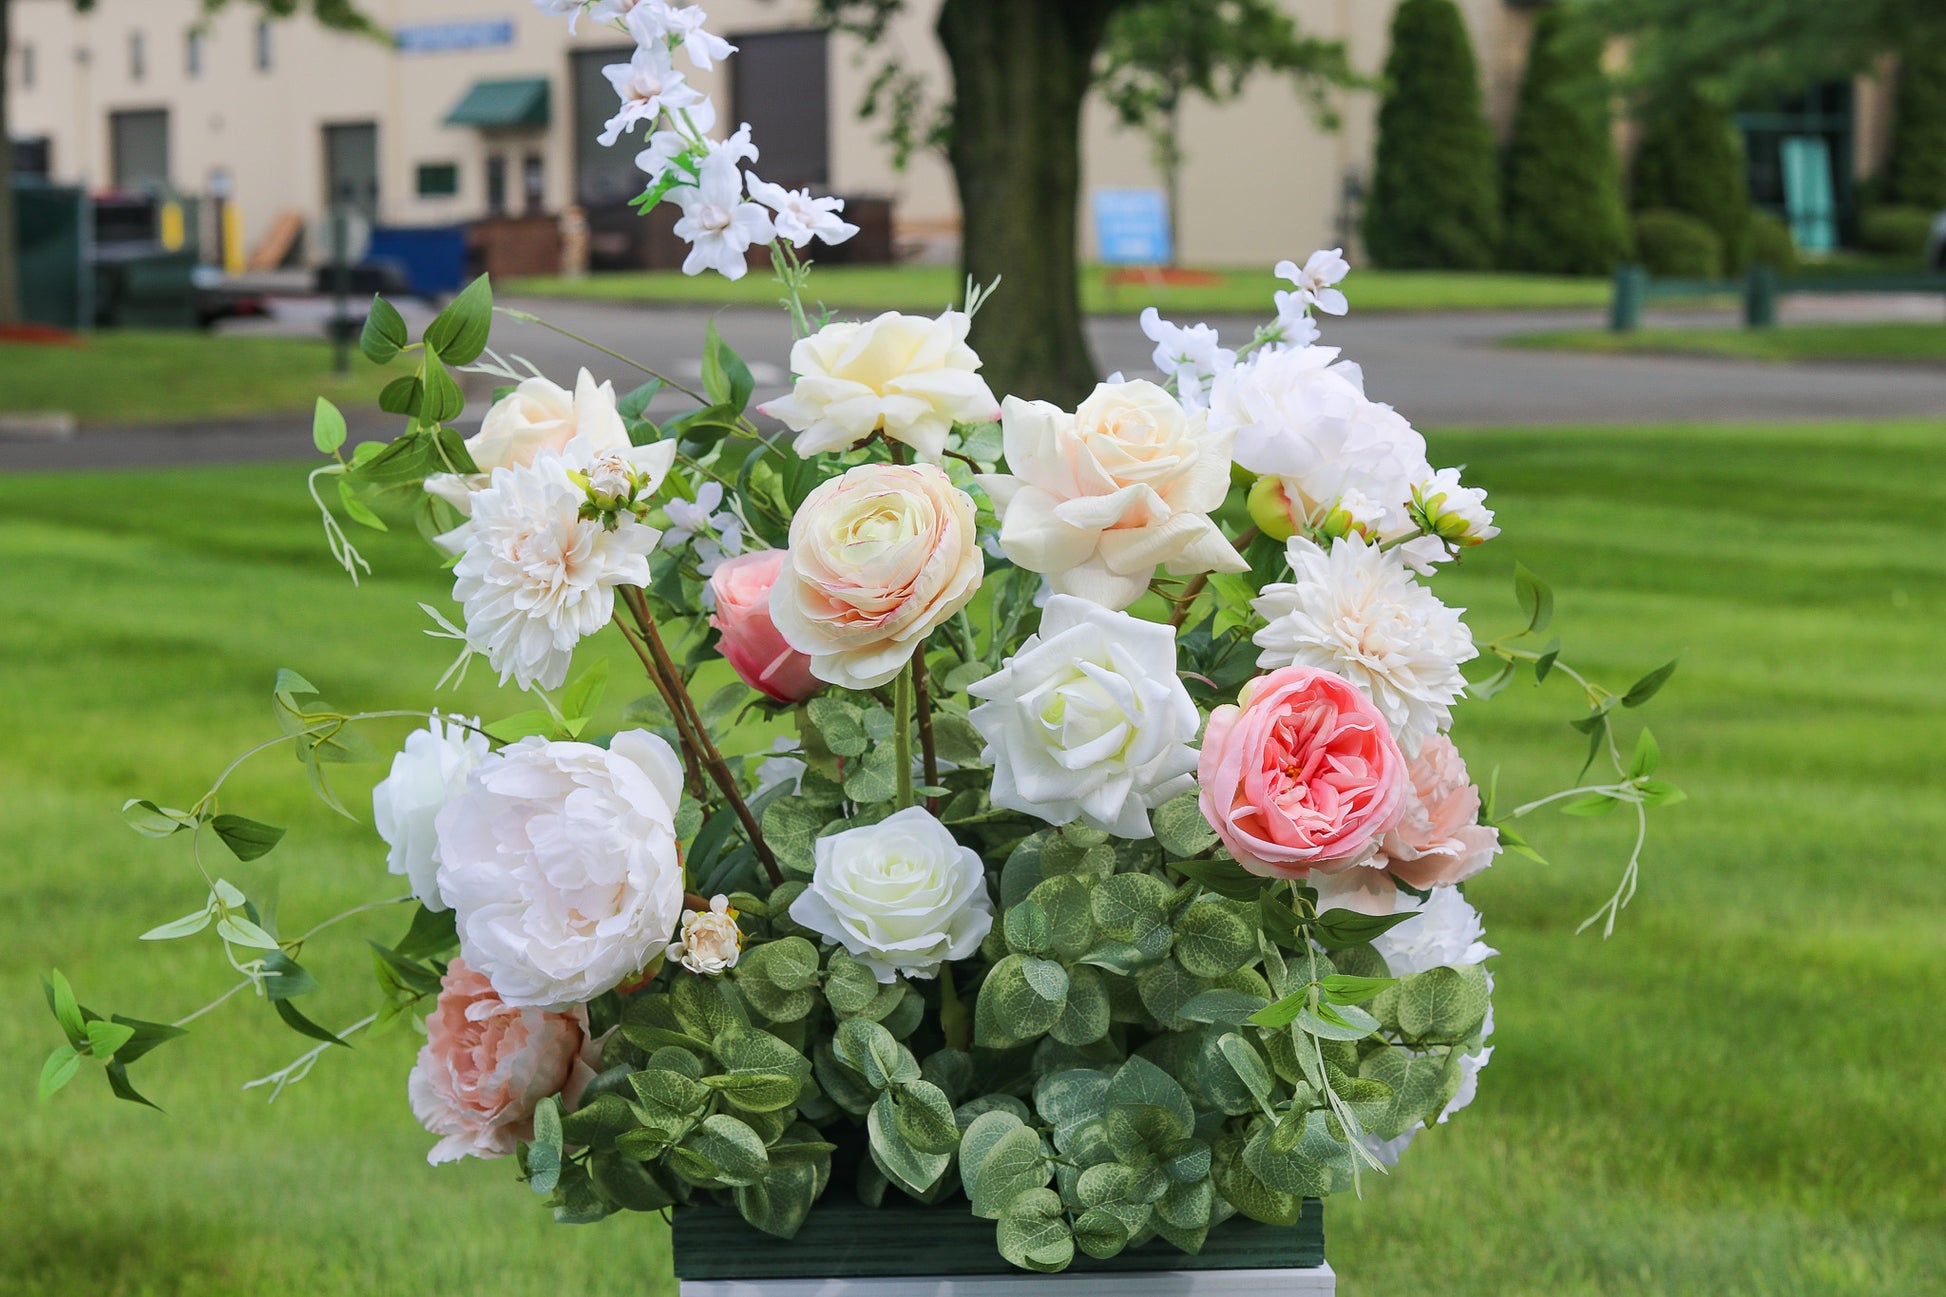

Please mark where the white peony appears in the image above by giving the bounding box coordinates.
[371,714,490,911]
[967,595,1199,838]
[759,310,1001,462]
[425,369,632,515]
[438,438,675,692]
[1252,536,1476,752]
[434,730,686,1007]
[1368,883,1497,976]
[789,807,994,982]
[1209,345,1432,541]
[980,380,1246,611]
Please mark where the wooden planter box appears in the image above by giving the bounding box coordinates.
[672,1197,1332,1295]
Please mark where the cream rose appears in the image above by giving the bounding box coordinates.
[759,310,1001,461]
[770,462,984,690]
[789,807,994,982]
[667,895,744,976]
[981,380,1247,611]
[425,368,631,512]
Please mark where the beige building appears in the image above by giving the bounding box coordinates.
[2,0,1897,271]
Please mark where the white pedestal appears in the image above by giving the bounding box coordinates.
[680,1264,1336,1296]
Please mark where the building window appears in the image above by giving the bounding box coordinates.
[186,30,203,78]
[255,21,272,72]
[416,163,460,198]
[486,155,508,216]
[21,43,34,89]
[130,32,145,81]
[523,153,544,214]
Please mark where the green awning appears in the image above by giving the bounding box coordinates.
[445,78,550,129]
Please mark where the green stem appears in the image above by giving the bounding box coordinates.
[894,661,915,810]
[493,308,709,404]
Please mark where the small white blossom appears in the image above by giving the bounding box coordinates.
[1275,248,1351,316]
[669,153,775,280]
[1139,308,1234,410]
[625,1,734,71]
[599,42,702,147]
[746,175,859,248]
[666,896,743,975]
[1270,297,1323,349]
[1252,536,1477,752]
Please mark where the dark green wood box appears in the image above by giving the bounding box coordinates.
[672,1198,1324,1281]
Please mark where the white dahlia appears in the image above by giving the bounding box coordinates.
[1252,536,1476,751]
[438,444,670,692]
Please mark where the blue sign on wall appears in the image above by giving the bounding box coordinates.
[1093,188,1173,266]
[397,18,516,54]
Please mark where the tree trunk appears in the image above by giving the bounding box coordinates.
[937,0,1128,407]
[0,0,21,326]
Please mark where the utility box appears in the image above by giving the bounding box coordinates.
[12,182,92,330]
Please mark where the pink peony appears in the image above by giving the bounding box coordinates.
[708,550,821,702]
[408,958,600,1165]
[1197,665,1408,879]
[1309,735,1502,915]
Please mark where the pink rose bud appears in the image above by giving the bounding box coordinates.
[1197,665,1408,879]
[708,549,821,703]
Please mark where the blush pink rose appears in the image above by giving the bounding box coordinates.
[1313,734,1503,915]
[709,550,821,703]
[408,958,600,1165]
[1197,665,1408,879]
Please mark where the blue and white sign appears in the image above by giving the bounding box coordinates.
[397,18,516,54]
[1093,188,1173,266]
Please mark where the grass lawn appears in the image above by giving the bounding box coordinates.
[1504,321,1946,364]
[6,418,1945,1295]
[0,332,404,425]
[509,264,1612,317]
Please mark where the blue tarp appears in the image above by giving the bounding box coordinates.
[366,225,469,297]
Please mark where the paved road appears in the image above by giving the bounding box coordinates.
[5,293,1942,473]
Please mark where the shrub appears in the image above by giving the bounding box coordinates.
[1746,211,1798,276]
[1499,7,1632,274]
[1631,88,1752,272]
[1362,0,1500,270]
[1857,205,1937,259]
[1890,42,1946,208]
[1633,209,1724,279]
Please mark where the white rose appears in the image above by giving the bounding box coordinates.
[771,462,984,690]
[371,714,489,911]
[967,595,1199,838]
[425,368,631,513]
[789,807,994,982]
[667,895,744,976]
[759,310,1001,462]
[981,380,1247,611]
[434,730,685,1008]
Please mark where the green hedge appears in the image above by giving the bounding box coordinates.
[1631,88,1752,273]
[1890,42,1946,208]
[1633,209,1724,279]
[1363,0,1501,270]
[1857,206,1937,259]
[1499,7,1631,274]
[1746,211,1798,276]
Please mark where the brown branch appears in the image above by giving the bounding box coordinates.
[612,611,707,802]
[1167,527,1260,630]
[912,645,941,816]
[622,587,784,887]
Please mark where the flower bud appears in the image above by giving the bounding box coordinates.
[1246,475,1299,542]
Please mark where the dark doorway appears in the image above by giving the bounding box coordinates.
[109,109,170,190]
[731,29,830,188]
[323,121,380,220]
[572,46,644,207]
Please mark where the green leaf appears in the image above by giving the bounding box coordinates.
[964,1117,1052,1219]
[1246,989,1307,1031]
[822,951,882,1017]
[377,374,422,416]
[424,273,494,365]
[1153,791,1220,858]
[140,908,212,941]
[1314,907,1417,951]
[866,1092,950,1197]
[1629,727,1662,778]
[1020,956,1069,1003]
[259,950,320,1003]
[834,1017,916,1090]
[1623,659,1679,707]
[1514,561,1553,634]
[1534,636,1562,683]
[1049,965,1112,1046]
[45,970,86,1045]
[274,998,350,1047]
[1177,988,1269,1027]
[1169,854,1264,901]
[740,936,820,993]
[82,1018,134,1059]
[121,798,194,838]
[336,476,388,531]
[684,1113,771,1188]
[617,378,664,422]
[842,743,903,805]
[39,1045,82,1100]
[1003,896,1053,956]
[527,1095,565,1193]
[1297,1002,1380,1042]
[973,954,1063,1048]
[560,657,610,727]
[1174,901,1255,979]
[1216,1033,1277,1117]
[701,319,757,414]
[1243,1109,1352,1197]
[420,354,467,425]
[996,1187,1075,1273]
[709,1025,812,1113]
[359,295,408,365]
[1636,778,1687,807]
[484,710,561,743]
[216,915,281,950]
[1318,973,1396,1005]
[1471,659,1516,700]
[211,814,285,862]
[312,398,348,454]
[1396,964,1492,1042]
[393,904,460,961]
[1089,873,1173,943]
[894,1079,961,1155]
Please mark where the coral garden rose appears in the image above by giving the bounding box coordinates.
[425,369,631,513]
[981,379,1246,611]
[435,730,685,1007]
[789,807,994,982]
[967,594,1199,838]
[1197,664,1408,879]
[708,549,820,702]
[371,713,489,911]
[770,462,983,690]
[760,310,1001,462]
[408,958,600,1165]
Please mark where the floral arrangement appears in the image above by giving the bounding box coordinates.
[40,0,1683,1275]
